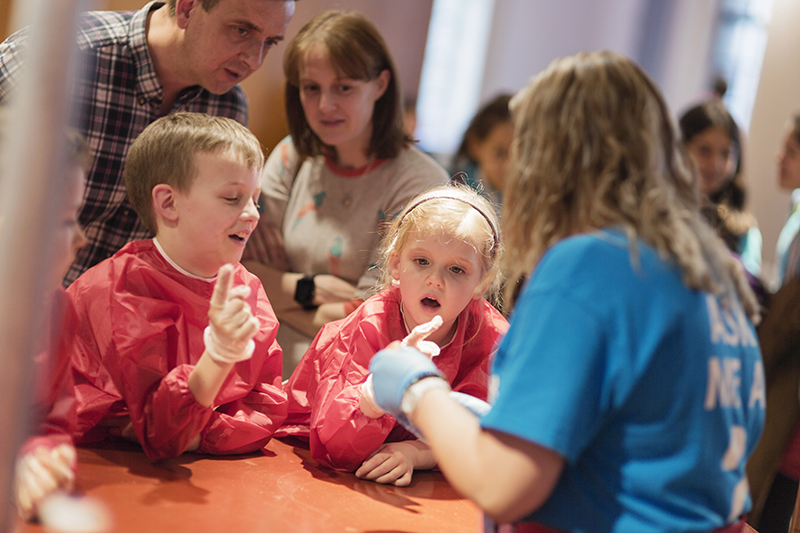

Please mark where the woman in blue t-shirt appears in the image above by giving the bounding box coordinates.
[367,51,764,533]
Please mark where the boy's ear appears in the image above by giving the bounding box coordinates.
[152,184,179,223]
[388,252,400,282]
[472,272,493,299]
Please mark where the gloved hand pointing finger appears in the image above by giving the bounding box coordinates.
[401,315,443,358]
[205,264,259,364]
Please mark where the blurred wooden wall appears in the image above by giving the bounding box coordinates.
[1,0,434,155]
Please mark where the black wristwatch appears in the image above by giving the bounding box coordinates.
[294,275,318,310]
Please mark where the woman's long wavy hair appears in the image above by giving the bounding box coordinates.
[501,51,758,321]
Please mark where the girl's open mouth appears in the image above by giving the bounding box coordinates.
[421,297,440,309]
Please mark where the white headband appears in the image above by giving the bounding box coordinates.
[397,191,500,257]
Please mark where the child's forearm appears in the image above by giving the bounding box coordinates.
[188,352,234,407]
[278,303,346,338]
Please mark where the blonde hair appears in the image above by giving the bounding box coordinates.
[124,112,264,233]
[379,185,503,300]
[502,51,758,321]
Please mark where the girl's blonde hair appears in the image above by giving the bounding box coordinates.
[502,51,758,320]
[379,185,503,301]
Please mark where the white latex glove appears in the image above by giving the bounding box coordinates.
[360,316,444,419]
[15,443,76,521]
[401,315,443,358]
[360,374,385,418]
[204,264,260,364]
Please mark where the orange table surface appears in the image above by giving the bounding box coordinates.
[15,437,480,533]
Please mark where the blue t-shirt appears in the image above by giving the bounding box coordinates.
[481,230,765,533]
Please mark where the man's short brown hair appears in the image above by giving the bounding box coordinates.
[166,0,221,16]
[166,0,297,17]
[124,112,264,233]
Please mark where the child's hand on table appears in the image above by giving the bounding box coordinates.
[15,443,76,521]
[355,440,434,487]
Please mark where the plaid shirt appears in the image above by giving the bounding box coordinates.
[0,2,249,285]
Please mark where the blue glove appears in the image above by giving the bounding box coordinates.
[370,346,443,416]
[449,391,491,418]
[394,391,492,442]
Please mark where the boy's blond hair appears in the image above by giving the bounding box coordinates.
[503,51,758,320]
[124,112,264,233]
[379,185,503,300]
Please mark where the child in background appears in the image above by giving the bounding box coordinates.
[745,112,800,533]
[450,94,514,209]
[12,129,89,520]
[67,112,287,461]
[278,186,508,486]
[370,51,764,532]
[774,112,800,286]
[679,100,763,279]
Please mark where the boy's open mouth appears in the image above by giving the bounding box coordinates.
[229,231,249,243]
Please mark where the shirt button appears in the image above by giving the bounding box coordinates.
[137,96,146,105]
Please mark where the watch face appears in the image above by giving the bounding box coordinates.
[294,276,316,309]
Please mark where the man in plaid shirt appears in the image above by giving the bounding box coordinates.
[0,0,295,285]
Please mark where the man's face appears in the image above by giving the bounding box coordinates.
[177,0,294,94]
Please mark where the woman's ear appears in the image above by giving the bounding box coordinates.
[152,184,179,224]
[374,69,391,101]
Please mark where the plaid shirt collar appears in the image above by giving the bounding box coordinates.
[129,2,161,103]
[128,2,202,107]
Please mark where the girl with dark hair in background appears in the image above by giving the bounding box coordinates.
[451,94,514,210]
